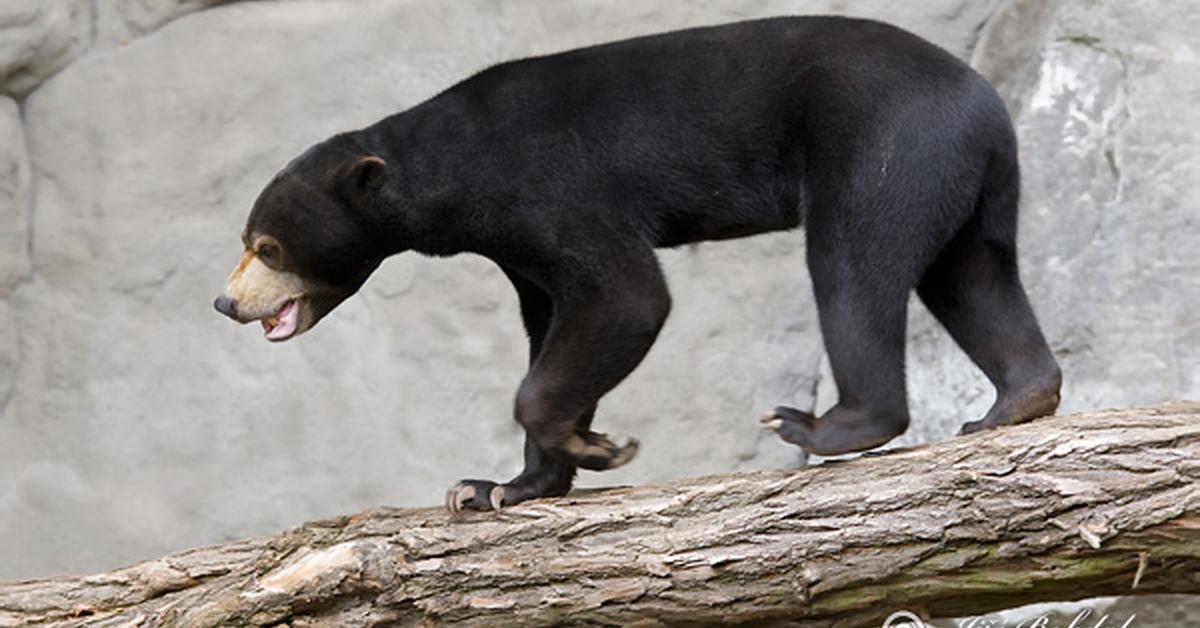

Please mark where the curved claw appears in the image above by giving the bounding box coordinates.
[609,437,640,468]
[564,431,640,471]
[444,485,480,513]
[489,485,506,510]
[760,411,784,431]
[445,483,477,514]
[760,406,817,448]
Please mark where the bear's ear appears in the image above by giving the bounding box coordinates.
[341,156,387,194]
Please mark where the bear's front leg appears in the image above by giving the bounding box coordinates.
[445,249,668,512]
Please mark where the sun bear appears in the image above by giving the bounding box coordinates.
[215,16,1062,512]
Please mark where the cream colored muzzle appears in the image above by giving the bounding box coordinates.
[219,251,310,341]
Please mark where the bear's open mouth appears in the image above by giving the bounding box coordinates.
[262,299,299,341]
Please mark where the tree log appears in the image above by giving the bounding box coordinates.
[2,402,1198,627]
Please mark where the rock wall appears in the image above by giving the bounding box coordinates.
[0,0,1195,581]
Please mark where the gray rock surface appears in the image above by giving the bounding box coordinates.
[0,0,1195,585]
[979,0,1200,410]
[0,2,89,96]
[0,96,29,293]
[0,96,29,419]
[0,0,229,96]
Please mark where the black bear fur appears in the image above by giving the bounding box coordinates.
[216,17,1062,512]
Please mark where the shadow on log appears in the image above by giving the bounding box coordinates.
[1,402,1198,627]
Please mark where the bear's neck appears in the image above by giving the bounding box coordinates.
[352,95,502,259]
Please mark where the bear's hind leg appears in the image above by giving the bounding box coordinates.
[764,241,914,456]
[917,228,1061,435]
[919,149,1060,436]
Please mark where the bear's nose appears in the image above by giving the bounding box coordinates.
[213,295,239,320]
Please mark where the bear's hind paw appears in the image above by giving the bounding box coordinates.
[760,406,817,448]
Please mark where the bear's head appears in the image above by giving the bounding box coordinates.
[214,135,390,342]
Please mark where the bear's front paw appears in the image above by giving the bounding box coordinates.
[445,477,574,513]
[561,431,640,471]
[445,479,503,513]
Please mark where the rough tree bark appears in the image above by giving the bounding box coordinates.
[1,402,1198,627]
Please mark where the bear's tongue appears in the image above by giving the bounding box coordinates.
[262,300,298,340]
